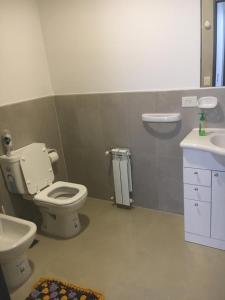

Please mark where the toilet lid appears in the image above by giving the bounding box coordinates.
[20,143,54,194]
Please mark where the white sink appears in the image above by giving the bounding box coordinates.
[210,134,225,149]
[180,128,225,157]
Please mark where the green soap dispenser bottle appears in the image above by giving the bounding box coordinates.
[199,112,206,136]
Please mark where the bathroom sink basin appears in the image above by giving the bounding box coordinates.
[210,134,225,149]
[180,128,225,157]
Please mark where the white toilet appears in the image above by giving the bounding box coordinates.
[0,213,37,289]
[0,143,87,238]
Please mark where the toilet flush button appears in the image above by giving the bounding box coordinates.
[42,147,46,152]
[21,157,26,161]
[26,180,31,185]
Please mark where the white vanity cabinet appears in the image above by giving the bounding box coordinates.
[182,149,225,250]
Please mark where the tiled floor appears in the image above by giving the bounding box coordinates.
[11,198,225,300]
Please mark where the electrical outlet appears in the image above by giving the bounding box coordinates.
[182,96,198,107]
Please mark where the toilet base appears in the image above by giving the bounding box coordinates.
[1,254,32,290]
[40,208,81,238]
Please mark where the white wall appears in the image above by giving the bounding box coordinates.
[38,0,201,94]
[0,0,53,106]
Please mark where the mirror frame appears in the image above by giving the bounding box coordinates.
[201,0,225,87]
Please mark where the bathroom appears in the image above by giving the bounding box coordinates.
[1,0,225,299]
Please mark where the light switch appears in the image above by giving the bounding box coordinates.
[204,76,211,86]
[182,96,198,107]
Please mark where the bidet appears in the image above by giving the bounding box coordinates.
[0,214,36,290]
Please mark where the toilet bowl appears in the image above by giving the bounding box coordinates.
[34,181,87,238]
[0,143,88,239]
[0,214,37,290]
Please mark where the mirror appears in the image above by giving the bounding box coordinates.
[201,0,225,87]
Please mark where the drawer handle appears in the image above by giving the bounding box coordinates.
[194,172,198,175]
[194,203,198,207]
[194,187,198,191]
[214,173,219,177]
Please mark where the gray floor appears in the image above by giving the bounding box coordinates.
[11,198,225,300]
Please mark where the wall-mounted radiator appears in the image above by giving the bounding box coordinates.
[111,148,133,207]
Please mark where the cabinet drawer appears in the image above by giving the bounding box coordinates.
[183,168,211,187]
[184,199,211,237]
[184,184,211,202]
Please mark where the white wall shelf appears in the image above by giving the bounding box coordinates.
[142,113,181,123]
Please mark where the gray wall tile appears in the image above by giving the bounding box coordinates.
[99,93,130,149]
[131,153,158,209]
[127,92,157,157]
[157,155,183,213]
[56,88,225,214]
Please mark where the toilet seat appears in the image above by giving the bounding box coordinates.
[34,181,87,207]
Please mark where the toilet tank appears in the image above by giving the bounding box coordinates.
[0,143,54,196]
[0,150,28,194]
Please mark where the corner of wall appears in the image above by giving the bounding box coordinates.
[52,95,69,181]
[35,0,55,97]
